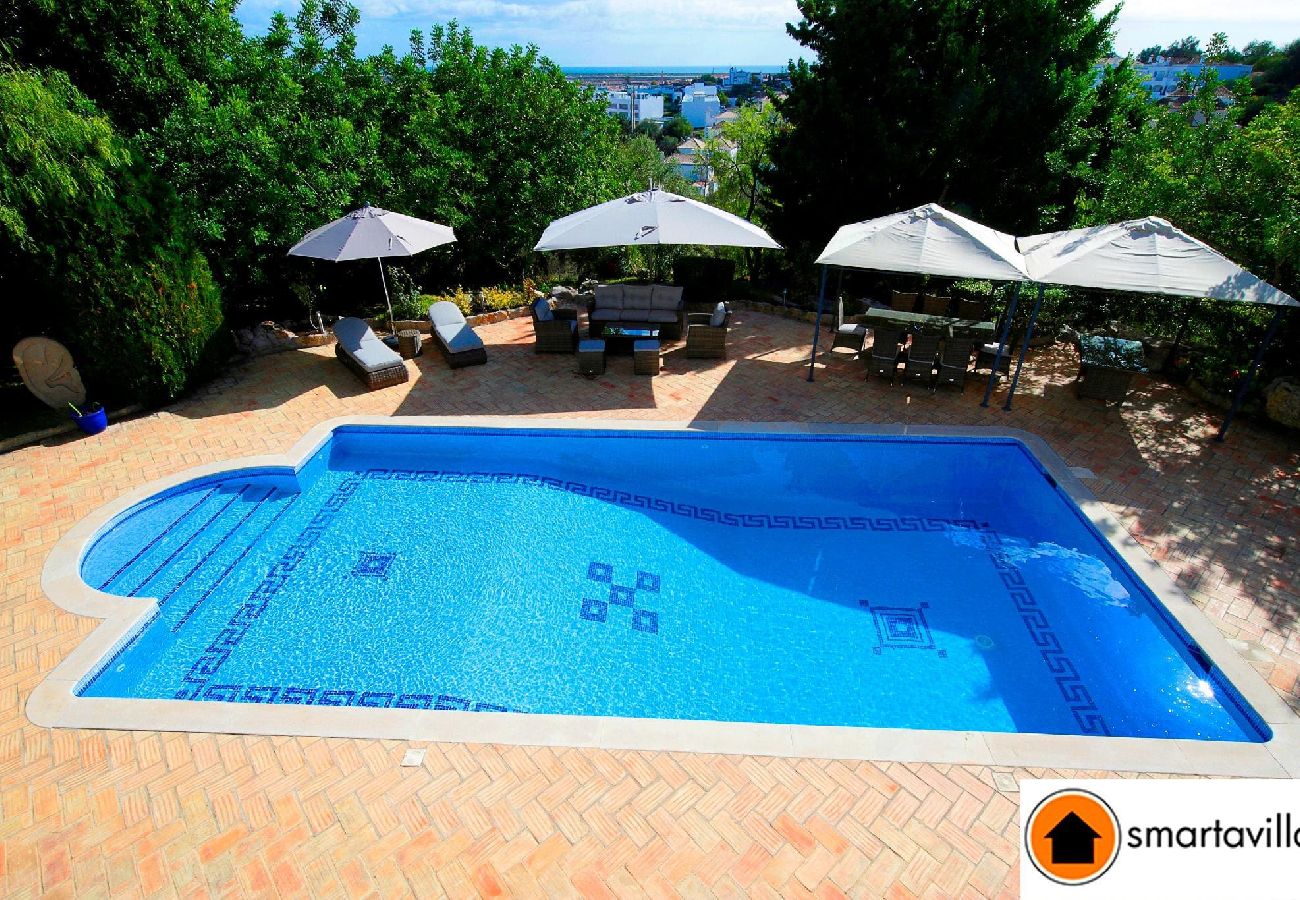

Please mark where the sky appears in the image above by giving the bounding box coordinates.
[234,0,1300,66]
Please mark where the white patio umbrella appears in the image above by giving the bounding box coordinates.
[288,204,457,334]
[814,203,1030,282]
[807,203,1029,391]
[1016,216,1297,437]
[1020,217,1298,305]
[534,188,780,252]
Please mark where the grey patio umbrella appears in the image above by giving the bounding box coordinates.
[808,204,1030,394]
[288,204,457,334]
[534,187,780,282]
[1017,217,1298,438]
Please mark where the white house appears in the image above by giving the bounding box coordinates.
[671,137,737,195]
[681,84,722,129]
[605,90,665,126]
[1094,57,1253,98]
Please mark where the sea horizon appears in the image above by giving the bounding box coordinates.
[560,64,790,75]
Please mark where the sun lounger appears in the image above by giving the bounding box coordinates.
[428,301,488,368]
[333,317,410,390]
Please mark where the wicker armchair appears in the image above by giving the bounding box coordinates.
[920,293,951,316]
[686,303,730,358]
[890,291,918,312]
[866,327,904,382]
[902,332,942,387]
[935,336,976,391]
[530,298,579,353]
[830,296,867,353]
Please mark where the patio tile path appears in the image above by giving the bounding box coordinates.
[2,309,1297,897]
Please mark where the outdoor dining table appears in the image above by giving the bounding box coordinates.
[859,307,997,339]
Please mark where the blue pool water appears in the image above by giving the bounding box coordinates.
[79,427,1268,742]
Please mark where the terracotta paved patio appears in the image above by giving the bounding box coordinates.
[2,309,1297,897]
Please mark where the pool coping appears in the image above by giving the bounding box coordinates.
[28,415,1300,777]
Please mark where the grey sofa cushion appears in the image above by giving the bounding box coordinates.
[619,310,653,323]
[593,285,624,309]
[622,285,654,309]
[428,301,467,328]
[436,322,484,354]
[709,302,728,328]
[334,317,402,372]
[645,309,679,324]
[533,298,553,321]
[590,308,621,322]
[650,285,683,310]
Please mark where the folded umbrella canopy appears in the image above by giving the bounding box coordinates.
[288,204,457,334]
[534,188,781,251]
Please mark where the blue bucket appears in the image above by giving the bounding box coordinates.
[72,405,108,436]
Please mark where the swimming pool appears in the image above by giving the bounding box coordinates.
[55,421,1268,747]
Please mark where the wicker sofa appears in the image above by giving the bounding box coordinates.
[587,284,684,340]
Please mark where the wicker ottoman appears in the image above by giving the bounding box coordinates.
[633,339,660,375]
[397,329,422,359]
[577,339,605,378]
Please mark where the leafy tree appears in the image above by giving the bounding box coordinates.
[765,0,1131,264]
[1204,32,1243,63]
[1243,40,1279,64]
[1164,36,1201,59]
[412,22,623,284]
[1081,78,1300,396]
[663,115,693,142]
[0,65,227,403]
[1137,46,1163,64]
[701,104,783,276]
[1251,39,1300,105]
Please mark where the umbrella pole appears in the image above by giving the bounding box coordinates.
[981,282,1021,408]
[1217,306,1287,442]
[1003,283,1045,411]
[806,265,830,382]
[377,258,396,336]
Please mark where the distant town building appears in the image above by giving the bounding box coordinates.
[1095,56,1253,99]
[725,68,757,87]
[605,90,664,126]
[671,136,737,196]
[681,84,722,129]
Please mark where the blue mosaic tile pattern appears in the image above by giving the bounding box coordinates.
[862,601,945,657]
[364,468,979,532]
[580,598,608,622]
[175,475,363,700]
[200,684,515,712]
[584,562,660,636]
[973,523,1110,736]
[352,551,396,578]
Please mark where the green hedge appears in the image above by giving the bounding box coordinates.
[64,244,229,405]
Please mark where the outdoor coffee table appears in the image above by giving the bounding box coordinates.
[602,325,660,354]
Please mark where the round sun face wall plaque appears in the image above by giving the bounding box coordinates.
[12,337,88,409]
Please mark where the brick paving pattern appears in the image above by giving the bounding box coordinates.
[2,309,1297,897]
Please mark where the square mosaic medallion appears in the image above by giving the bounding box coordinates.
[352,551,396,578]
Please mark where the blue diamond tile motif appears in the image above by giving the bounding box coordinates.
[631,609,659,634]
[868,603,938,653]
[609,585,635,607]
[353,551,395,578]
[636,571,660,592]
[580,597,608,623]
[587,562,613,583]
